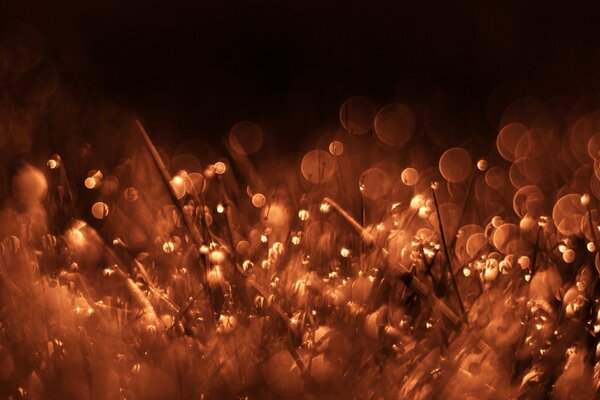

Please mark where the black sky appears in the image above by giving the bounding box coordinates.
[2,1,600,149]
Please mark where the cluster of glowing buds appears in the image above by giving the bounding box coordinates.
[8,65,600,399]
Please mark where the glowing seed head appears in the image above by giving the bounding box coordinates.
[214,162,227,175]
[217,314,236,334]
[84,170,103,189]
[418,206,430,219]
[67,226,85,247]
[145,324,157,334]
[291,235,300,245]
[463,267,471,277]
[251,193,266,208]
[319,202,331,214]
[535,323,543,331]
[401,168,418,186]
[242,260,253,271]
[260,234,268,243]
[298,209,309,221]
[209,250,225,264]
[587,242,596,252]
[328,140,344,156]
[563,249,576,263]
[91,202,109,219]
[518,256,530,270]
[477,159,488,171]
[272,242,284,254]
[216,203,225,214]
[340,247,351,258]
[84,177,96,189]
[520,215,536,232]
[162,241,175,253]
[47,158,59,169]
[270,277,280,288]
[581,193,591,207]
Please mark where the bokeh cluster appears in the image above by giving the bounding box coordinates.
[2,23,600,400]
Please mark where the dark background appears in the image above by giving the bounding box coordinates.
[3,1,600,150]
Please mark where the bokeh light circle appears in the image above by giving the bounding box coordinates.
[229,121,264,155]
[339,96,376,135]
[91,202,109,220]
[497,122,528,162]
[553,193,586,236]
[513,185,545,218]
[300,150,336,184]
[359,168,391,200]
[439,147,472,183]
[328,140,344,156]
[251,193,266,208]
[492,223,519,254]
[401,167,419,186]
[374,103,415,147]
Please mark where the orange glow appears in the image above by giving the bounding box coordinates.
[2,28,600,400]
